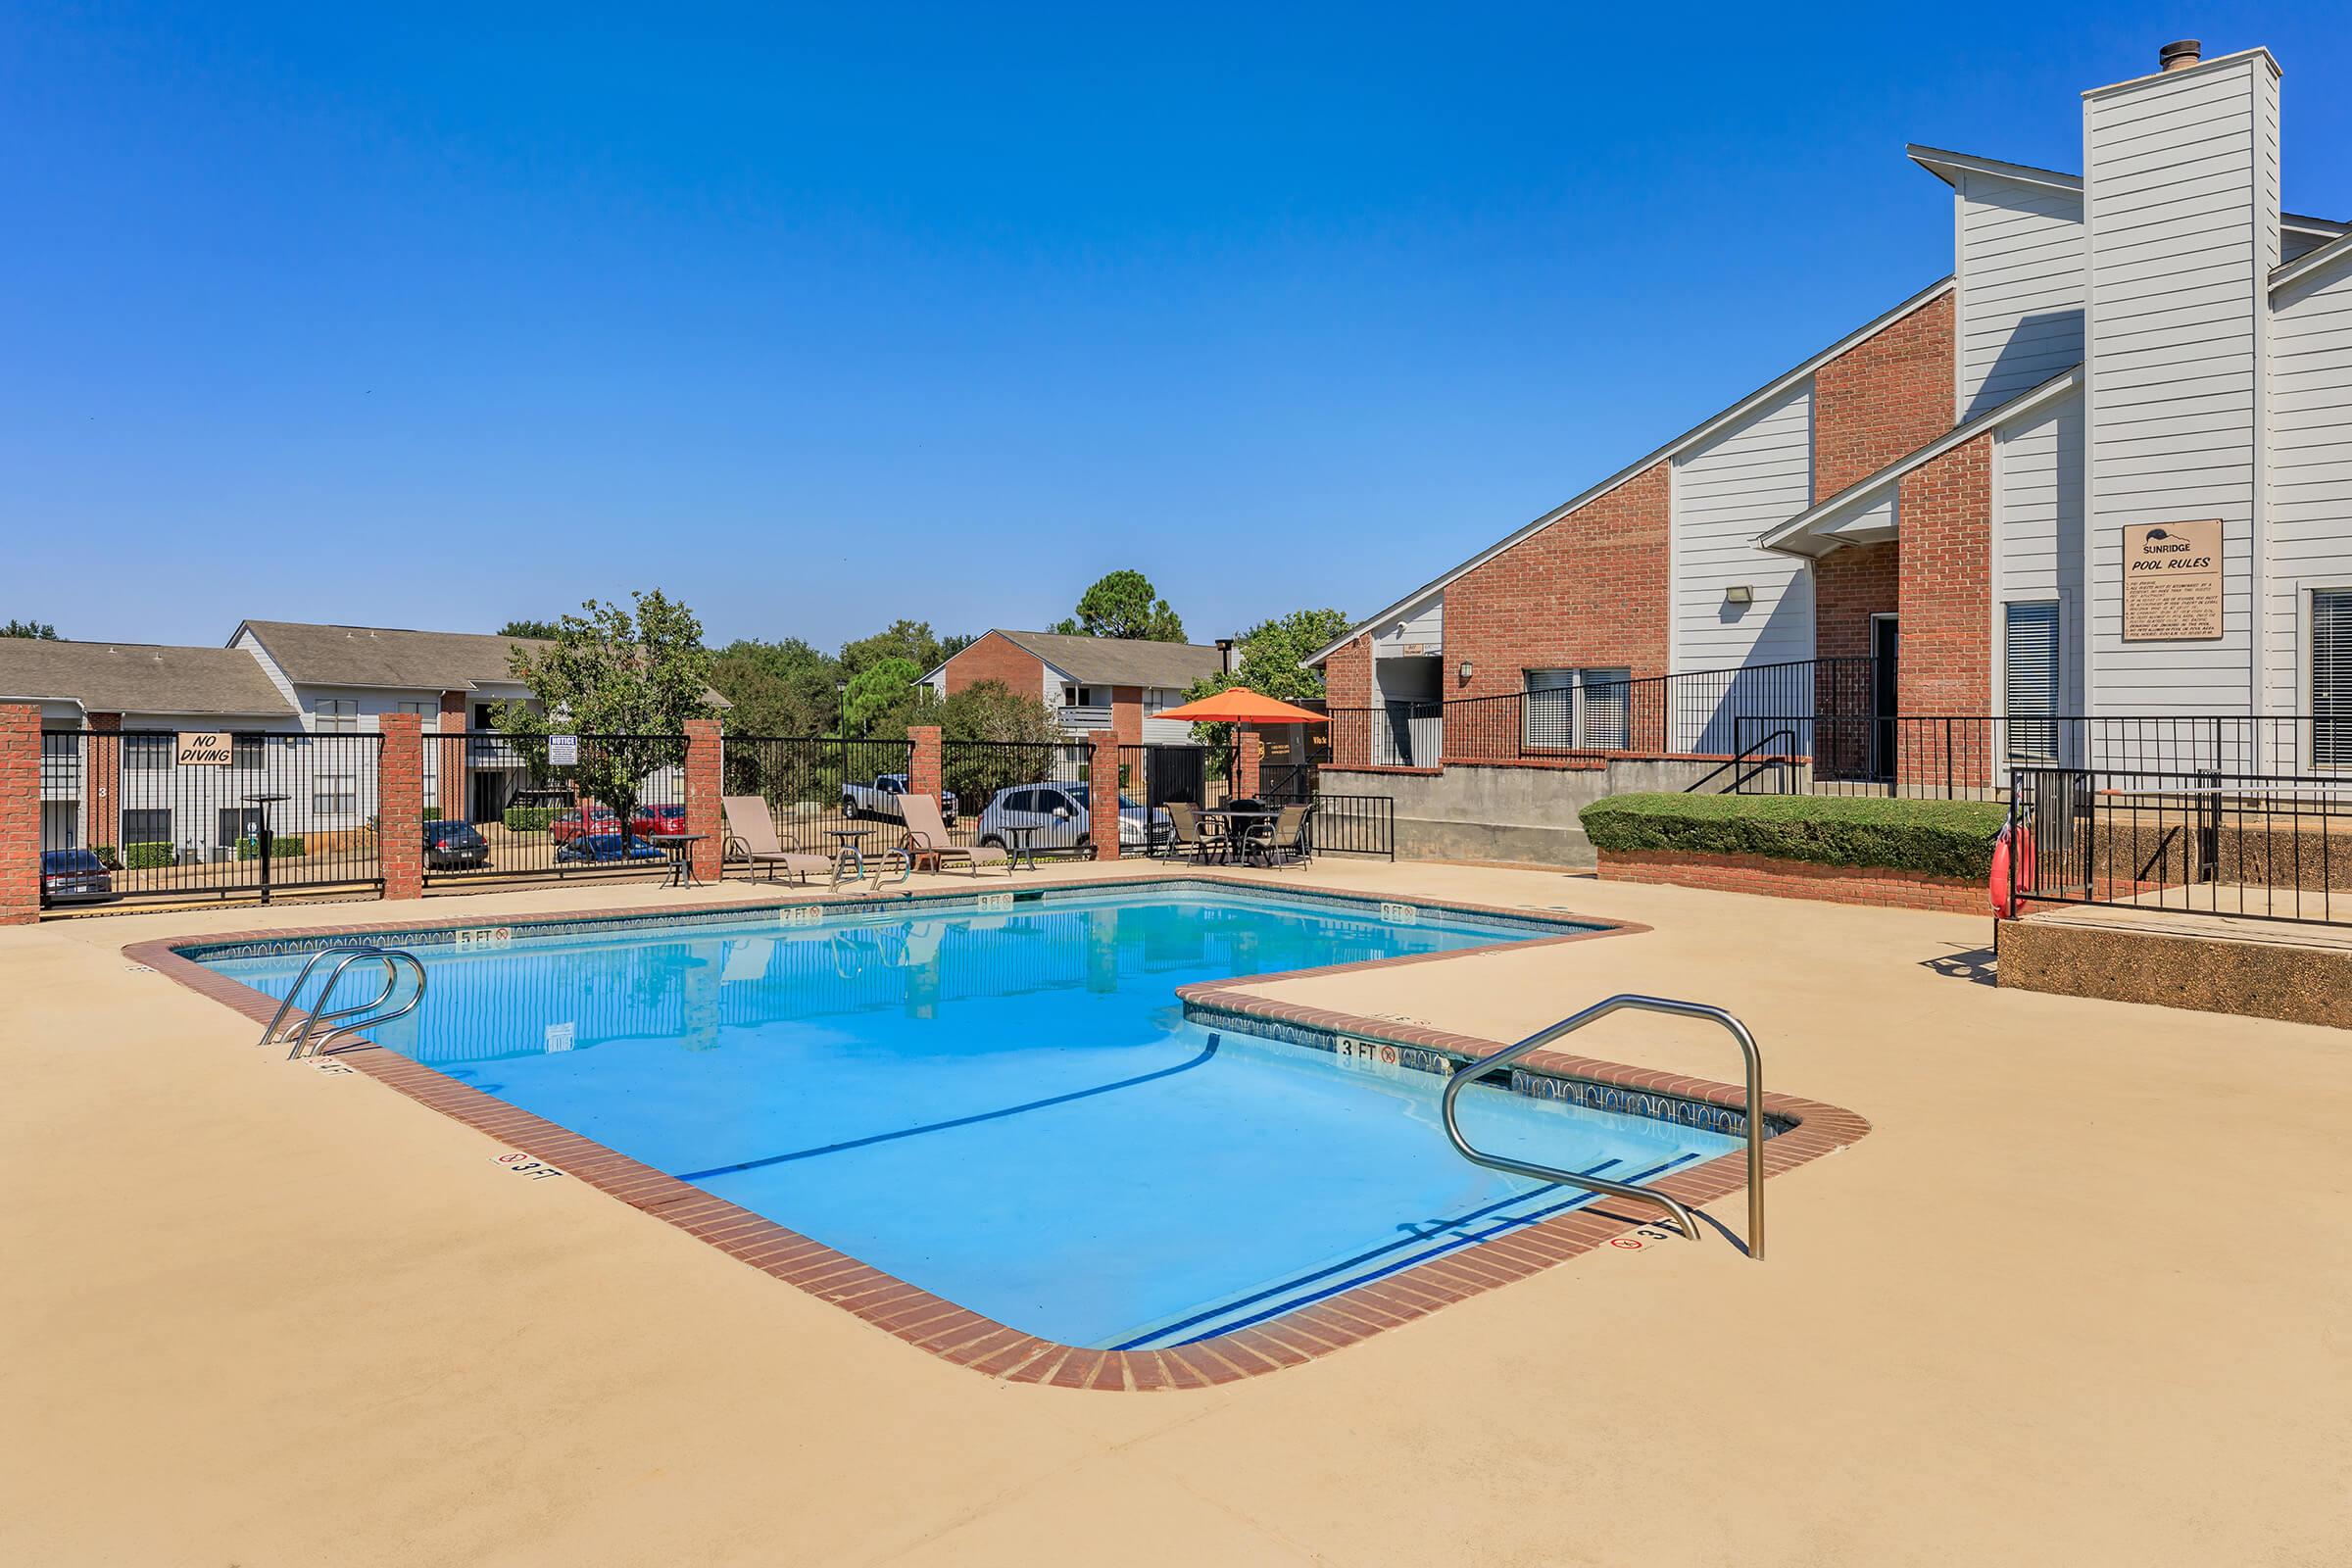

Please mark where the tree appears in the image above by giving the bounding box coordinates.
[496,590,717,849]
[1048,570,1186,642]
[840,619,964,680]
[497,618,563,641]
[928,679,1063,746]
[1178,607,1350,762]
[2,618,61,639]
[840,657,922,737]
[710,636,839,735]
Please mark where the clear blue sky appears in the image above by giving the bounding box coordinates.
[6,3,2348,652]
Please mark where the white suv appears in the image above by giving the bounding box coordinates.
[972,783,1169,858]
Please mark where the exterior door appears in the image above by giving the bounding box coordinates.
[1871,614,1899,780]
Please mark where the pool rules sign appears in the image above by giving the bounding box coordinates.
[2123,519,2223,641]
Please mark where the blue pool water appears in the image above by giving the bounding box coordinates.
[199,887,1737,1348]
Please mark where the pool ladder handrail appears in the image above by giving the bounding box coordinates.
[257,945,428,1060]
[1440,993,1767,1260]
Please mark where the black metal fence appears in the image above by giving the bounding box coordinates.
[939,738,1090,852]
[422,731,688,885]
[37,728,384,907]
[720,735,915,868]
[1327,658,1878,770]
[1736,714,2322,801]
[2012,764,2352,926]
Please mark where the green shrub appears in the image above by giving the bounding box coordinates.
[1579,793,2007,879]
[91,845,119,869]
[120,841,174,870]
[422,806,443,822]
[502,806,560,833]
[234,834,307,860]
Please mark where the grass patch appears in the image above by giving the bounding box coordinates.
[1580,793,2006,879]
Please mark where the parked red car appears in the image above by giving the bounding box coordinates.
[549,807,620,844]
[630,803,689,837]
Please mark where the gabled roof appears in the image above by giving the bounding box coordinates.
[0,639,297,717]
[233,619,550,692]
[1905,142,2348,248]
[1757,366,2083,559]
[1304,274,1958,667]
[937,630,1224,691]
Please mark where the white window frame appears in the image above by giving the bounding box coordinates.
[2307,585,2352,774]
[2002,600,2062,764]
[313,772,359,817]
[311,697,360,734]
[1523,666,1632,751]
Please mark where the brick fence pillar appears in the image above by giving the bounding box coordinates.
[1088,730,1121,861]
[0,705,38,923]
[1234,726,1263,799]
[436,691,467,821]
[378,712,424,901]
[685,719,723,882]
[83,711,122,856]
[907,725,943,809]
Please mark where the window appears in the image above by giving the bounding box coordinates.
[1061,685,1101,709]
[232,735,265,771]
[123,734,173,770]
[2314,590,2352,770]
[2004,603,2061,762]
[312,698,359,734]
[314,773,358,816]
[122,808,172,847]
[1523,667,1632,751]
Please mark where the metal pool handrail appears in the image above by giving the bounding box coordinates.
[1439,994,1768,1260]
[255,945,428,1060]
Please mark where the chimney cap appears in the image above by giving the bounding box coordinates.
[2159,38,2202,72]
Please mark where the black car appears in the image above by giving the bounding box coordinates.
[40,849,121,906]
[422,819,491,870]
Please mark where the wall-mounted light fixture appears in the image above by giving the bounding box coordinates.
[1724,585,1755,607]
[1457,660,1475,683]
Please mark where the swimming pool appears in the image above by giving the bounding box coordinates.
[191,884,1747,1353]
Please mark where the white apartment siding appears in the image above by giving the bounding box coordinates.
[230,626,303,714]
[1670,380,1815,676]
[1993,393,2087,714]
[2264,262,2352,729]
[1957,173,2085,420]
[2083,56,2275,719]
[1369,590,1444,657]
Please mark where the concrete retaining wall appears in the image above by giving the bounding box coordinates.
[1324,755,1758,868]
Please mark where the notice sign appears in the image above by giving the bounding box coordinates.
[547,734,579,766]
[2123,519,2223,641]
[174,731,234,766]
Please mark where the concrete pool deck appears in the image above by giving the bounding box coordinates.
[3,860,2346,1564]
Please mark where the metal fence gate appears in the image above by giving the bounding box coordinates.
[38,728,384,908]
[940,739,1090,853]
[422,731,689,885]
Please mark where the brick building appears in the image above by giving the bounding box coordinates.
[921,630,1225,744]
[1311,41,2352,784]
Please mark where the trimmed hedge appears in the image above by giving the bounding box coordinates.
[503,806,560,833]
[121,841,175,870]
[1579,793,2007,880]
[233,834,307,860]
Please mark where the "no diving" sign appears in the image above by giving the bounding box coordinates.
[174,731,234,766]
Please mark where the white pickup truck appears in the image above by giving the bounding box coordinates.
[840,773,957,826]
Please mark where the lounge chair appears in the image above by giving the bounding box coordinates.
[721,796,842,888]
[1162,802,1225,865]
[894,790,1010,877]
[1250,804,1313,868]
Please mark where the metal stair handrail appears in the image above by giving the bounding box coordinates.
[1440,993,1768,1259]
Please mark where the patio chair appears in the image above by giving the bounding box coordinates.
[893,790,1011,878]
[721,796,842,888]
[1250,804,1313,868]
[1162,802,1226,864]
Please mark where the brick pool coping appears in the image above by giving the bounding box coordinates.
[128,873,1871,1392]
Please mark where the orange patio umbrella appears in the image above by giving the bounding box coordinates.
[1152,688,1327,725]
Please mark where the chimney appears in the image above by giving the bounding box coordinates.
[1215,637,1238,675]
[2158,38,2202,72]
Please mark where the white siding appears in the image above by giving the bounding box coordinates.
[2083,55,2277,721]
[2265,262,2352,724]
[1370,589,1444,657]
[1957,173,2085,420]
[1994,392,2086,713]
[1670,381,1815,673]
